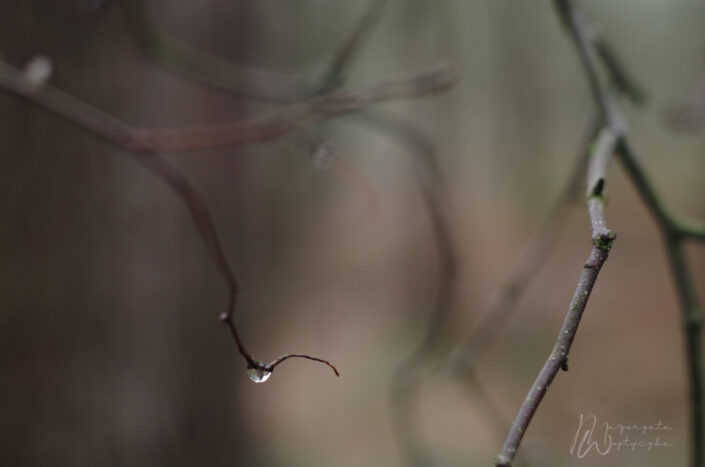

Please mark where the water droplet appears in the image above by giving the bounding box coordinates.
[247,367,272,383]
[24,56,52,89]
[311,140,337,170]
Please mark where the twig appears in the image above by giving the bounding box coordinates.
[494,125,618,467]
[119,0,389,102]
[3,59,440,379]
[0,59,456,153]
[616,138,705,465]
[119,2,463,455]
[315,0,389,94]
[665,50,705,132]
[494,1,705,465]
[555,2,705,467]
[119,0,301,102]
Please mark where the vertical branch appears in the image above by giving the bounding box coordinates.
[494,127,618,467]
[617,139,705,466]
[534,2,705,466]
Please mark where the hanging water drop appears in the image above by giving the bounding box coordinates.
[311,140,338,170]
[247,367,272,383]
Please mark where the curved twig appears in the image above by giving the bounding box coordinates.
[267,354,340,376]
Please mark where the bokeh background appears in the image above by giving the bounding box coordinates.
[1,1,704,466]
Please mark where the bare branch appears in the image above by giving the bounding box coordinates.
[316,0,389,93]
[268,354,340,377]
[0,59,358,381]
[616,138,705,465]
[664,50,705,132]
[0,59,456,153]
[119,0,301,102]
[494,1,705,465]
[120,0,389,101]
[494,125,617,467]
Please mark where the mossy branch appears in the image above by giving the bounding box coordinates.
[494,126,618,466]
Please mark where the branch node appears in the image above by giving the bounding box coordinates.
[592,230,616,252]
[589,177,605,199]
[494,454,512,467]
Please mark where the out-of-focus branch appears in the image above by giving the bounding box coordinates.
[665,50,705,132]
[119,0,300,102]
[119,0,388,102]
[616,137,705,465]
[0,58,456,153]
[4,56,441,379]
[315,0,389,94]
[352,110,457,466]
[122,0,461,454]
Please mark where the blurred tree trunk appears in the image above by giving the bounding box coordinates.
[0,1,261,465]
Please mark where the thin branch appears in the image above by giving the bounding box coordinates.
[495,125,618,467]
[122,1,462,451]
[555,3,705,466]
[316,0,389,94]
[118,0,301,102]
[498,1,705,465]
[665,50,705,132]
[267,354,340,376]
[110,1,454,389]
[614,139,705,241]
[617,139,705,465]
[0,61,359,380]
[119,0,389,102]
[0,59,456,154]
[593,38,646,106]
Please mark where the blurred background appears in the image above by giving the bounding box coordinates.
[1,0,704,466]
